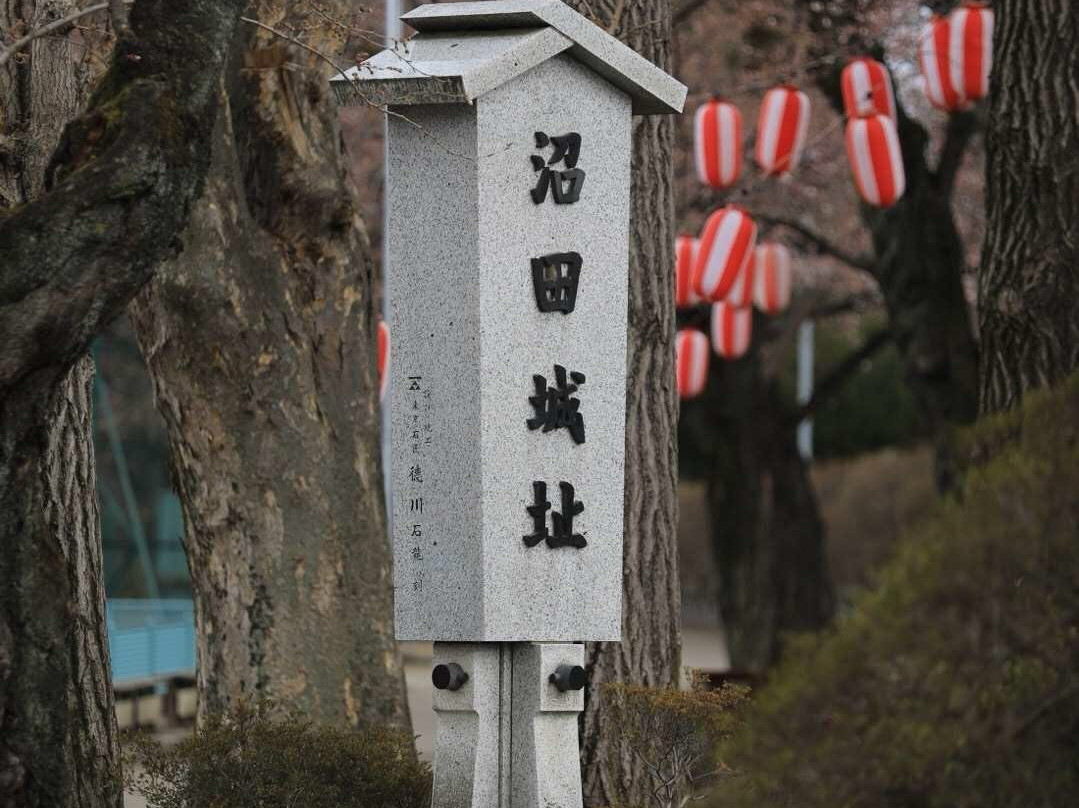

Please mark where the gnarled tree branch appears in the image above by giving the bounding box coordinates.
[755,212,876,273]
[0,0,246,400]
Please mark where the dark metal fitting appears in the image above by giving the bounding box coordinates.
[432,662,469,691]
[549,664,587,692]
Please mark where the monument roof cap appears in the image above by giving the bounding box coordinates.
[330,0,686,115]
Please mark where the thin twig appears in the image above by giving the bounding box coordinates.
[1008,682,1079,741]
[241,15,353,76]
[754,212,876,273]
[302,0,396,55]
[605,0,627,35]
[242,15,505,163]
[0,1,133,69]
[790,328,892,424]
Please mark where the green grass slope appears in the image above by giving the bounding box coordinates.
[713,375,1079,808]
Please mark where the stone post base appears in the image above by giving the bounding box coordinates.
[430,641,585,808]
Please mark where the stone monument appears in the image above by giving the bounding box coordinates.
[332,2,685,805]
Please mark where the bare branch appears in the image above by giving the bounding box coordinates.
[1008,682,1079,741]
[754,212,876,274]
[241,15,352,76]
[807,290,883,320]
[790,328,893,424]
[0,1,133,69]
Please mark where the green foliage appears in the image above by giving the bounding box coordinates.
[787,317,926,459]
[678,315,924,479]
[124,701,431,808]
[711,374,1079,808]
[604,672,749,808]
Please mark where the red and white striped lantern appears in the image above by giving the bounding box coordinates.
[949,2,993,104]
[919,15,963,111]
[755,85,810,177]
[711,302,752,360]
[692,206,757,303]
[846,114,906,208]
[675,235,700,308]
[752,243,793,315]
[694,99,743,189]
[725,238,757,308]
[377,320,390,400]
[841,57,896,120]
[676,329,710,399]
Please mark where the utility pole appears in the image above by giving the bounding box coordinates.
[797,319,814,460]
[382,0,402,525]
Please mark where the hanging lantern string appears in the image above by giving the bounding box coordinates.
[684,53,840,103]
[683,17,980,106]
[712,110,847,205]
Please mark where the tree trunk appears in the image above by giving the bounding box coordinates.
[0,359,120,808]
[858,103,980,489]
[0,3,121,805]
[685,317,833,670]
[822,89,979,492]
[1,0,259,799]
[802,4,981,490]
[978,0,1079,414]
[557,2,682,806]
[129,2,409,730]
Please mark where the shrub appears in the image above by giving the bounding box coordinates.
[710,374,1079,808]
[604,672,749,808]
[124,700,431,808]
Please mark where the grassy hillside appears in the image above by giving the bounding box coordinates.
[713,375,1079,808]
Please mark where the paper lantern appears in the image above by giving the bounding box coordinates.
[841,57,896,120]
[919,15,963,111]
[675,235,700,308]
[724,237,757,308]
[692,206,757,303]
[846,113,906,208]
[675,329,710,399]
[949,2,993,103]
[694,99,743,189]
[711,302,752,360]
[377,319,390,400]
[752,243,793,315]
[755,85,810,177]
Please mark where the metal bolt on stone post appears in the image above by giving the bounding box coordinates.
[332,3,685,805]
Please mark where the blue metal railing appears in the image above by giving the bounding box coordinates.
[107,599,195,683]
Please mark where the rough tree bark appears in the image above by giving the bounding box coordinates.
[0,358,116,808]
[0,0,245,804]
[681,313,834,670]
[850,101,981,475]
[979,0,1079,414]
[557,1,682,806]
[129,2,409,729]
